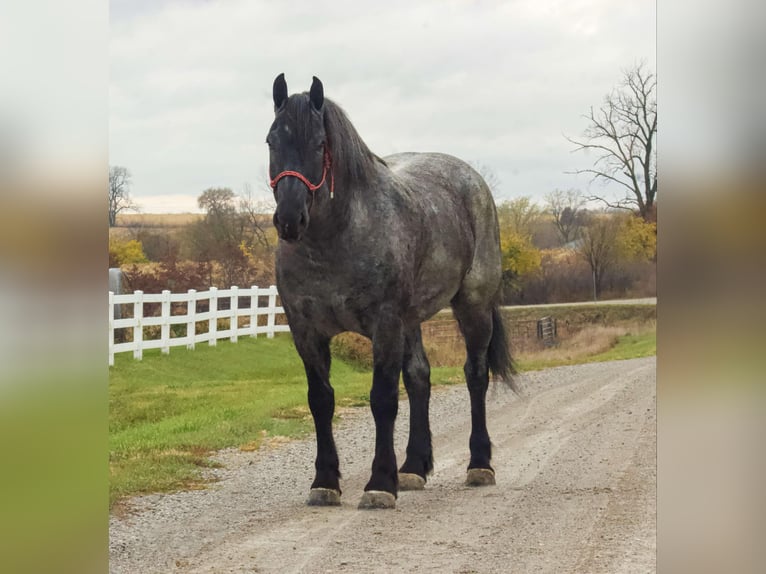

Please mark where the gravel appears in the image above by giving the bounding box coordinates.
[110,357,656,574]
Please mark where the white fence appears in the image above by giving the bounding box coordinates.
[108,285,290,366]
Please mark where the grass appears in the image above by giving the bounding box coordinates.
[515,323,656,371]
[109,335,459,507]
[110,320,655,507]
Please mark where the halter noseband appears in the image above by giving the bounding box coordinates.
[269,145,335,199]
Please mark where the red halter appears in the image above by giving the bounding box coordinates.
[269,145,335,199]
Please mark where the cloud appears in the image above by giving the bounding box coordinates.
[110,0,656,210]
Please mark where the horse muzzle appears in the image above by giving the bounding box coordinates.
[273,208,309,242]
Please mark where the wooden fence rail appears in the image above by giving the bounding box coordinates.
[108,285,289,366]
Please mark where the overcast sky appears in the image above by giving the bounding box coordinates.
[110,0,656,213]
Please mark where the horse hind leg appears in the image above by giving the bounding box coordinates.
[451,298,497,487]
[398,326,433,491]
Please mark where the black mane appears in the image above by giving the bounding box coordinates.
[284,93,385,188]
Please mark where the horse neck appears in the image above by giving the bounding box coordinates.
[303,164,383,245]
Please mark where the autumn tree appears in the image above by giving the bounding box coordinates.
[108,238,148,267]
[567,63,657,221]
[577,211,657,300]
[495,197,543,301]
[187,186,275,287]
[617,215,657,262]
[108,165,137,227]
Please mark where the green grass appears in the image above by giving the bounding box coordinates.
[109,335,459,507]
[587,330,657,362]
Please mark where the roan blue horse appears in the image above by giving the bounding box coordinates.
[267,74,515,509]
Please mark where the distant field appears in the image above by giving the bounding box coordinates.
[115,213,204,228]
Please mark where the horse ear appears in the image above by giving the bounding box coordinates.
[309,76,324,111]
[273,73,288,111]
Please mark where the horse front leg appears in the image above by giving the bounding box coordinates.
[358,313,404,509]
[294,332,341,506]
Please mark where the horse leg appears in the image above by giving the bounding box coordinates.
[452,301,497,487]
[293,332,342,505]
[398,326,433,491]
[358,312,404,509]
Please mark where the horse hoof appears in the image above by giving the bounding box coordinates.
[466,468,496,487]
[398,473,426,491]
[307,488,341,506]
[358,490,396,510]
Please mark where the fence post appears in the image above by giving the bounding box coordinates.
[186,289,196,350]
[161,289,171,354]
[108,291,115,367]
[133,290,143,360]
[266,286,277,339]
[230,286,239,343]
[250,285,259,338]
[208,286,218,346]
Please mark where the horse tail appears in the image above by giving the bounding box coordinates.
[488,306,519,393]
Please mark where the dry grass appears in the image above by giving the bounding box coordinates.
[518,320,655,364]
[116,213,203,227]
[330,319,655,372]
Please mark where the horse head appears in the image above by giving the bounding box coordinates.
[267,73,330,242]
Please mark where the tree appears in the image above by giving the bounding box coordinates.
[108,165,137,227]
[567,63,657,221]
[187,186,276,287]
[577,214,621,300]
[496,196,542,237]
[545,188,587,245]
[496,197,543,302]
[237,182,273,250]
[617,215,657,262]
[108,238,148,267]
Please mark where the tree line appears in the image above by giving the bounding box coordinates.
[109,187,655,303]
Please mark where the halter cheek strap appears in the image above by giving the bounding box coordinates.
[269,146,335,199]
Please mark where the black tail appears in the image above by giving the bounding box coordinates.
[488,307,518,392]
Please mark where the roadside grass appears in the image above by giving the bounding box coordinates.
[515,322,656,371]
[110,320,655,507]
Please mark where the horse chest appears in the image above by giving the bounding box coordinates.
[277,249,396,335]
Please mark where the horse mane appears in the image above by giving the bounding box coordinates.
[285,93,386,188]
[323,98,387,186]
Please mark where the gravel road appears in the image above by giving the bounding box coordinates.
[110,357,656,574]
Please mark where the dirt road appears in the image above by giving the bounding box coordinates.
[110,357,656,574]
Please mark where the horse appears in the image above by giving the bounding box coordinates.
[267,74,515,509]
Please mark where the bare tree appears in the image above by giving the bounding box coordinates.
[567,63,657,221]
[576,214,621,300]
[238,182,273,250]
[108,165,137,227]
[545,188,587,245]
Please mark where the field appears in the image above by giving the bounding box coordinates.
[115,213,204,227]
[109,306,655,508]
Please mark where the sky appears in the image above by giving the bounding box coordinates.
[110,0,656,214]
